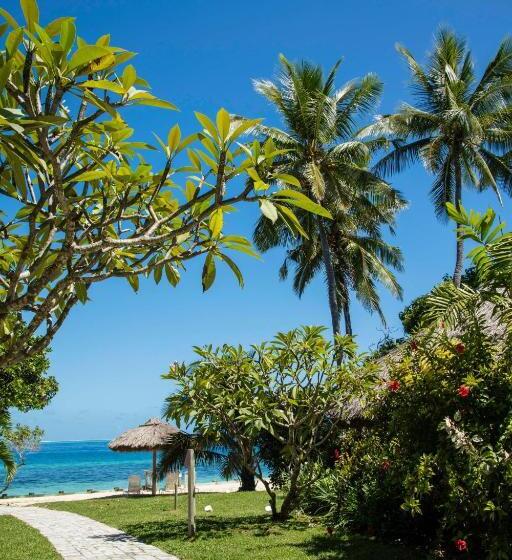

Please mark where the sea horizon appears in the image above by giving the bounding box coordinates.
[3,440,229,498]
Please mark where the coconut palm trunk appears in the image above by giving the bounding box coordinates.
[318,217,341,337]
[342,296,353,336]
[453,160,464,288]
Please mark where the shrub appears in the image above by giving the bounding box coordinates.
[324,316,512,558]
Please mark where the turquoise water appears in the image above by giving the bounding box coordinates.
[5,440,226,497]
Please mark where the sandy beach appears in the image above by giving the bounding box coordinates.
[0,479,266,507]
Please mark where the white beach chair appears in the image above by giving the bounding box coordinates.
[127,475,141,495]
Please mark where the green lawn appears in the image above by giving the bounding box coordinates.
[46,492,425,560]
[0,515,62,560]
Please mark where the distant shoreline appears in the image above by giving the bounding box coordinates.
[40,439,111,443]
[1,480,266,506]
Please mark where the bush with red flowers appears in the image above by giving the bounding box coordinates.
[320,314,512,559]
[455,539,468,552]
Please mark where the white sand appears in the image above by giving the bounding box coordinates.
[0,480,265,506]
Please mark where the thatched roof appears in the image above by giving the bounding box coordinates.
[109,418,179,452]
[374,299,505,379]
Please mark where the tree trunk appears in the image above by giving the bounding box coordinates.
[318,218,340,337]
[239,466,256,491]
[152,450,157,496]
[452,161,464,288]
[273,466,301,521]
[342,295,352,336]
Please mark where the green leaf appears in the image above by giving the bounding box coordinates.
[167,124,181,152]
[276,204,308,238]
[218,253,244,288]
[127,274,139,292]
[216,108,230,142]
[227,118,261,143]
[0,8,19,29]
[59,20,75,54]
[187,149,201,171]
[75,282,88,304]
[273,189,332,219]
[275,173,301,188]
[202,253,216,292]
[259,199,278,223]
[132,95,177,110]
[122,64,136,90]
[165,263,180,287]
[209,207,223,238]
[45,16,74,37]
[68,45,112,71]
[153,264,163,284]
[80,79,125,95]
[20,0,39,32]
[0,60,13,92]
[195,112,217,138]
[185,180,197,201]
[70,169,107,182]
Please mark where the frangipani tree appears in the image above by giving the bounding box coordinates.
[163,326,376,520]
[0,1,329,367]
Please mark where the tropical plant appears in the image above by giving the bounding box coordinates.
[424,204,512,330]
[0,423,44,493]
[0,326,55,480]
[339,315,512,558]
[163,326,376,520]
[252,55,405,336]
[361,29,512,286]
[0,2,327,368]
[158,430,257,491]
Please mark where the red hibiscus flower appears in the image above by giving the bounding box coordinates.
[410,340,418,351]
[333,449,341,462]
[458,385,471,398]
[388,380,400,392]
[455,342,465,354]
[381,460,391,471]
[455,539,468,552]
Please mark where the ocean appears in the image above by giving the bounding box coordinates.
[4,440,227,497]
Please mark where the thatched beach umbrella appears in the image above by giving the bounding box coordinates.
[109,418,178,495]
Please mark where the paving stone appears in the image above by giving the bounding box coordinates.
[0,505,179,560]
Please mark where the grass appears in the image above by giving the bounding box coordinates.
[0,515,62,560]
[46,492,426,560]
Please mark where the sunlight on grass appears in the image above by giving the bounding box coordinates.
[46,492,424,560]
[0,515,61,560]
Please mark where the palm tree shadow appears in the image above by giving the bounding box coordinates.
[123,514,309,544]
[122,515,425,559]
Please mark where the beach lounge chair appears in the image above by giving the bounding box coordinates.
[127,475,141,495]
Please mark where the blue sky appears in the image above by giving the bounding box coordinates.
[7,0,512,440]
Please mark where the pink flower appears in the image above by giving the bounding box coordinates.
[458,385,471,398]
[388,380,400,392]
[381,460,391,471]
[455,539,468,552]
[333,449,341,462]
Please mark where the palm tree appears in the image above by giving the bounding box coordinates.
[361,30,512,287]
[255,198,404,335]
[159,426,258,491]
[252,55,405,335]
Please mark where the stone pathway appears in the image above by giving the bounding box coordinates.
[0,505,179,559]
